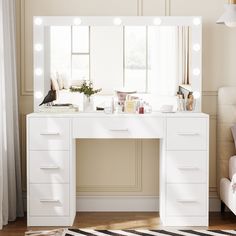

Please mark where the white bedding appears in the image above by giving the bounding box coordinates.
[218,87,236,215]
[220,178,236,214]
[229,155,236,180]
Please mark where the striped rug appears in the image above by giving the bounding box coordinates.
[63,229,236,236]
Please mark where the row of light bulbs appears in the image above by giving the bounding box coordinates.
[34,17,201,26]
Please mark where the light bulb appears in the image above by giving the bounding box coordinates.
[153,17,162,25]
[225,21,236,27]
[193,17,201,26]
[113,17,122,26]
[193,44,200,52]
[34,17,43,26]
[34,44,43,52]
[35,68,43,76]
[193,68,200,76]
[35,91,43,99]
[193,91,201,99]
[73,18,82,25]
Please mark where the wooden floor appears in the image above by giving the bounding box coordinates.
[0,212,236,236]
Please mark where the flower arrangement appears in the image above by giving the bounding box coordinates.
[70,80,102,98]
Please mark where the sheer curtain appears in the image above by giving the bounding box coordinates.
[148,26,179,96]
[0,0,24,229]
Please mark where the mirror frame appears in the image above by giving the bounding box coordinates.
[33,16,202,112]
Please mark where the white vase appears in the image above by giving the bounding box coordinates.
[83,95,94,112]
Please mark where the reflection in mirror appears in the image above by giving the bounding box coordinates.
[44,25,192,110]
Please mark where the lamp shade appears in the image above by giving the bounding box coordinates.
[217,4,236,27]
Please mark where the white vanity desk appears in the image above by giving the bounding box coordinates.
[27,111,209,227]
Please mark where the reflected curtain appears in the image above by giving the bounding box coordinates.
[178,26,191,85]
[148,26,179,96]
[0,0,24,229]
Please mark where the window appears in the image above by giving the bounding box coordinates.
[71,26,90,81]
[50,26,90,83]
[50,26,180,95]
[124,26,147,92]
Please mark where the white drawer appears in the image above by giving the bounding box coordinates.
[29,184,69,216]
[29,118,70,150]
[29,151,69,184]
[166,151,207,183]
[167,118,207,150]
[72,117,164,138]
[166,184,207,216]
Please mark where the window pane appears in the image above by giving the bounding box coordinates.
[50,26,71,79]
[124,26,146,92]
[72,26,89,53]
[72,55,89,81]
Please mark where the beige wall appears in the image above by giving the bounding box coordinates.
[17,0,236,198]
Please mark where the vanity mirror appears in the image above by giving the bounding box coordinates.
[33,16,202,112]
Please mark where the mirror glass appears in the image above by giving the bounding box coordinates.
[33,17,201,112]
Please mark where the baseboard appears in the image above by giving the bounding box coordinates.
[23,194,222,212]
[77,196,159,212]
[76,196,221,212]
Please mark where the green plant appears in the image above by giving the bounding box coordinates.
[70,80,102,97]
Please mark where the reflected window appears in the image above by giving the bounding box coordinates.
[72,26,89,53]
[71,26,90,81]
[71,54,89,81]
[124,26,146,92]
[50,26,71,80]
[50,26,90,84]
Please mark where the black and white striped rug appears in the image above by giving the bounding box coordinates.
[63,229,236,236]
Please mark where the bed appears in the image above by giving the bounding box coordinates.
[217,87,236,214]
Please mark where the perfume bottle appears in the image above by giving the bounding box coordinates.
[125,95,136,113]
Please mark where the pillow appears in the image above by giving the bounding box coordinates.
[57,76,64,90]
[51,78,59,91]
[231,124,236,149]
[229,156,236,180]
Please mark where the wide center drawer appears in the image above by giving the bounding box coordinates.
[72,117,164,138]
[29,151,70,183]
[29,184,69,216]
[166,118,207,150]
[166,151,207,183]
[166,184,207,217]
[28,118,70,150]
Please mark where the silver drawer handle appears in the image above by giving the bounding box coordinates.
[109,128,129,132]
[40,166,59,170]
[40,132,60,136]
[177,132,200,136]
[178,167,199,171]
[40,199,60,203]
[177,200,197,203]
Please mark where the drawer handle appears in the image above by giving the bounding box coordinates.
[177,200,197,203]
[40,199,60,203]
[40,132,60,136]
[40,166,60,170]
[109,128,129,132]
[178,167,199,171]
[177,132,200,136]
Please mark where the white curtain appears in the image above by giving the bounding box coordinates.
[0,0,24,229]
[148,26,179,96]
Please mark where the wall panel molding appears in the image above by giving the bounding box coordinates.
[77,140,142,193]
[20,0,33,96]
[165,0,170,16]
[202,91,217,97]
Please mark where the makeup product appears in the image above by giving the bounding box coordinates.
[186,92,195,111]
[125,95,136,113]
